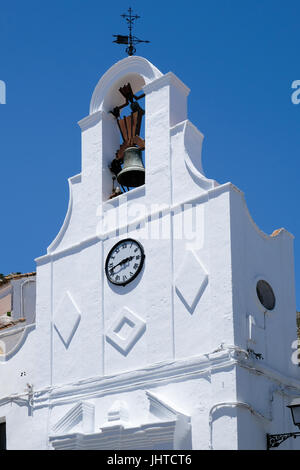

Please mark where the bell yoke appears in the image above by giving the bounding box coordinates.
[109,82,146,190]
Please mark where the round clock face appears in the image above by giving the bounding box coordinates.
[105,238,145,286]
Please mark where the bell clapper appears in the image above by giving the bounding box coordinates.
[109,159,126,192]
[108,173,123,199]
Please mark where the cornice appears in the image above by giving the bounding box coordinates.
[52,401,95,435]
[46,174,82,255]
[2,346,300,412]
[50,420,177,450]
[143,71,190,96]
[33,348,238,408]
[77,110,103,131]
[35,182,235,264]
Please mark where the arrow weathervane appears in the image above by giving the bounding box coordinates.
[113,7,150,56]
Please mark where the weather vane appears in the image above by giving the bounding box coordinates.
[113,7,150,56]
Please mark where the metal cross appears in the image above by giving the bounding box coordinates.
[113,7,150,56]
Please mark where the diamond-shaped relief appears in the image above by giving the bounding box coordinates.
[54,291,81,347]
[175,251,208,313]
[106,307,146,356]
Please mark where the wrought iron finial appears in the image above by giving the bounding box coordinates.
[113,7,150,56]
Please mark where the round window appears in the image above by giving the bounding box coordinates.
[256,280,276,310]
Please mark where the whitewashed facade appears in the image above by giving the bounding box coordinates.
[0,56,299,450]
[0,274,36,361]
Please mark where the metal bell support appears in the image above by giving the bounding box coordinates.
[117,147,145,188]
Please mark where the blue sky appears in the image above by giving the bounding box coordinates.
[0,0,300,307]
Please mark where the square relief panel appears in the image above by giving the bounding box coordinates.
[106,307,146,356]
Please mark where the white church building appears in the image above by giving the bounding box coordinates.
[0,56,300,450]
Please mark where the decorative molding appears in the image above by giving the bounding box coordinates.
[143,72,190,96]
[146,391,192,449]
[34,349,232,408]
[104,400,129,426]
[50,392,191,450]
[47,174,82,254]
[53,291,81,348]
[52,401,95,435]
[50,420,177,450]
[89,56,163,115]
[146,391,189,421]
[229,183,294,241]
[175,251,208,313]
[4,345,300,411]
[106,307,146,356]
[182,121,217,190]
[36,183,240,265]
[77,110,104,131]
[0,324,35,362]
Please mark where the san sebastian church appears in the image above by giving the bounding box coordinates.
[0,50,300,450]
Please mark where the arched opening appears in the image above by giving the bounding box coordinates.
[103,74,146,200]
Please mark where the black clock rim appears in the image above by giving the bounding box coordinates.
[105,238,145,287]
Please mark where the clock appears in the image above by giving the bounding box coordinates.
[105,238,145,286]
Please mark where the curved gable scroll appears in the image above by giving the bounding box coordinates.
[89,56,163,115]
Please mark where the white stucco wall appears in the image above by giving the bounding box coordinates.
[0,56,299,450]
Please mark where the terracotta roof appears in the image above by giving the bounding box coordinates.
[0,272,36,287]
[270,228,284,237]
[0,317,26,331]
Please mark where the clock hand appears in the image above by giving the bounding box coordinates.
[110,256,134,271]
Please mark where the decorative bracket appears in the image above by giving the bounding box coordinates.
[267,432,300,449]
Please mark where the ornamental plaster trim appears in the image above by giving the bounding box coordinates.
[47,174,81,254]
[105,307,146,356]
[77,110,103,131]
[34,348,237,408]
[146,391,191,449]
[53,291,81,348]
[102,400,129,427]
[0,323,35,362]
[90,56,163,115]
[170,120,217,193]
[50,420,177,450]
[36,183,236,265]
[50,392,191,450]
[52,401,95,435]
[230,184,294,241]
[175,251,209,313]
[146,390,190,422]
[2,346,300,411]
[143,71,190,96]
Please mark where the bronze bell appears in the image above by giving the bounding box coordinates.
[117,147,145,188]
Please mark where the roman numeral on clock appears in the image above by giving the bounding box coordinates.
[105,239,145,287]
